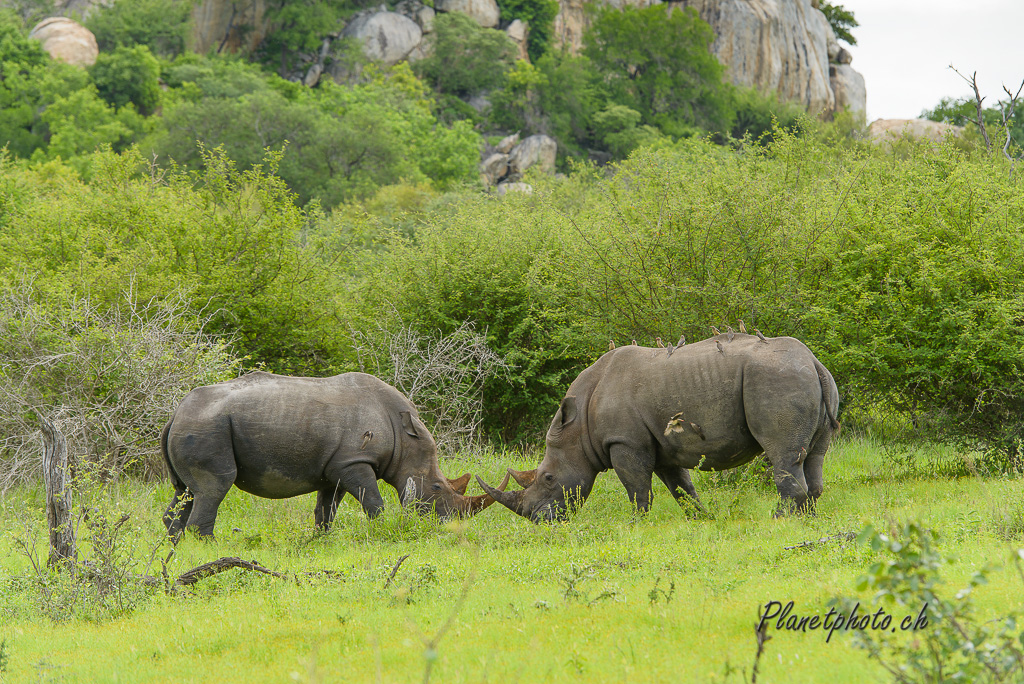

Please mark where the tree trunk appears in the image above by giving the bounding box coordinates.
[40,414,76,568]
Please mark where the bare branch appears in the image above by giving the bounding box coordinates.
[950,66,992,152]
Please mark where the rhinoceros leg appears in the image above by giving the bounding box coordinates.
[654,465,704,514]
[325,461,384,518]
[186,476,235,537]
[767,446,813,516]
[163,486,194,538]
[610,444,655,513]
[315,486,345,530]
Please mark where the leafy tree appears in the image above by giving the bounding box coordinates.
[258,0,351,76]
[85,0,192,59]
[415,12,516,99]
[150,60,480,207]
[591,103,665,158]
[89,44,162,115]
[819,2,858,46]
[583,5,732,138]
[495,0,559,61]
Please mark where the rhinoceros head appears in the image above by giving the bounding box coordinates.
[476,396,597,522]
[395,411,505,518]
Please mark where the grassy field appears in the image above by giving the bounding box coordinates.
[1,437,1023,683]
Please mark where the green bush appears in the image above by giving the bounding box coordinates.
[149,60,481,207]
[89,44,162,115]
[584,5,732,138]
[86,0,192,59]
[415,13,516,99]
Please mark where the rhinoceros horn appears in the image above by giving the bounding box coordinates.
[508,468,536,488]
[448,472,472,495]
[476,474,527,516]
[461,472,510,515]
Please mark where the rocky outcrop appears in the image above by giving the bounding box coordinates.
[28,17,98,67]
[506,19,529,61]
[435,0,500,28]
[868,119,963,144]
[508,134,557,175]
[480,134,557,187]
[831,64,865,116]
[342,11,423,66]
[190,0,268,54]
[552,0,865,117]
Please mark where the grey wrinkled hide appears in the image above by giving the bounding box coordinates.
[161,372,467,537]
[485,335,839,522]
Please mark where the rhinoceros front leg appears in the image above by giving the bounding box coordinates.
[609,444,655,513]
[654,465,704,515]
[326,461,384,519]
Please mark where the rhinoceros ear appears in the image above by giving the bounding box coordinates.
[560,396,578,426]
[401,476,417,505]
[400,411,420,438]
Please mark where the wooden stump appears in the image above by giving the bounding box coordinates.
[40,414,76,567]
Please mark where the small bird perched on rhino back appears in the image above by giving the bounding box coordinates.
[655,337,663,348]
[632,339,637,346]
[710,326,721,336]
[716,340,724,354]
[754,329,768,343]
[677,334,686,347]
[608,340,616,351]
[738,320,747,334]
[726,325,735,342]
[665,340,675,356]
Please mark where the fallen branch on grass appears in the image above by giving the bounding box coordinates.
[384,554,411,589]
[174,557,288,586]
[783,531,856,551]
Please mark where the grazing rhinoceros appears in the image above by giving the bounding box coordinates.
[162,371,502,537]
[477,334,839,522]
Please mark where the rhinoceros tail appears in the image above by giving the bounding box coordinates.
[813,359,840,432]
[160,420,182,488]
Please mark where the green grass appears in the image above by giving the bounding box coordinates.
[1,437,1023,683]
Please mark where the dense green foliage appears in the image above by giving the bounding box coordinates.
[150,59,481,206]
[584,5,731,137]
[257,0,352,75]
[89,44,161,115]
[415,12,517,99]
[495,0,559,61]
[85,0,191,59]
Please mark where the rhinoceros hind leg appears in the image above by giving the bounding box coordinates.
[326,461,384,519]
[315,486,346,530]
[654,466,705,516]
[610,444,655,513]
[163,486,194,538]
[768,446,813,516]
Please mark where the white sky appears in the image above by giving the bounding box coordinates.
[841,0,1024,121]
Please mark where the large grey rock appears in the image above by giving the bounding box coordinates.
[496,132,520,154]
[868,119,964,144]
[508,134,557,175]
[342,11,423,66]
[830,63,865,115]
[506,19,529,61]
[396,0,436,33]
[436,0,500,28]
[480,153,510,185]
[28,17,98,67]
[190,0,269,53]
